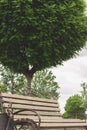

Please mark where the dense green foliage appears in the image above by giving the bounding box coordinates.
[0,0,87,74]
[63,95,85,119]
[0,65,59,99]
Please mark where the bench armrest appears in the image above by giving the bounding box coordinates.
[13,109,41,129]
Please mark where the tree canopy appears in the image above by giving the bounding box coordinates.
[0,0,87,94]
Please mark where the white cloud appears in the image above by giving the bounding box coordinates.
[52,49,87,113]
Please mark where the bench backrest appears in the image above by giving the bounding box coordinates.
[0,93,61,122]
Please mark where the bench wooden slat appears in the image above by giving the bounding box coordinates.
[39,127,63,130]
[14,115,85,122]
[3,103,59,111]
[14,115,62,121]
[39,127,64,130]
[0,93,57,103]
[13,111,61,116]
[40,128,85,130]
[2,97,59,108]
[41,119,85,123]
[14,115,84,123]
[40,122,87,128]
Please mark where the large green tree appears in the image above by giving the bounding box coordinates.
[63,95,85,119]
[0,0,87,95]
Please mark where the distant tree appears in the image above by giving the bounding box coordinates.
[0,0,87,95]
[0,65,59,99]
[0,65,27,94]
[80,82,87,120]
[0,83,7,93]
[63,95,85,119]
[81,82,87,109]
[31,69,59,99]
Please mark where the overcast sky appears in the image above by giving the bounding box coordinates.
[52,48,87,113]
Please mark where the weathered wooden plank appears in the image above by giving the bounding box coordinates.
[3,103,59,111]
[40,122,87,128]
[13,110,61,116]
[14,115,62,121]
[40,118,85,123]
[2,97,59,108]
[39,128,64,130]
[0,93,57,103]
[14,115,85,123]
[40,128,82,130]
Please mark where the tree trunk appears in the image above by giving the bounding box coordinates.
[23,66,38,96]
[25,72,34,96]
[75,112,78,119]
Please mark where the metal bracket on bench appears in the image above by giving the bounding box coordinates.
[13,109,41,130]
[6,103,41,130]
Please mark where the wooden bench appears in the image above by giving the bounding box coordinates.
[0,93,87,130]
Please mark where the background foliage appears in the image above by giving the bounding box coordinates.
[0,65,59,99]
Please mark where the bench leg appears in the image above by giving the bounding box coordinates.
[0,114,9,130]
[0,113,13,130]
